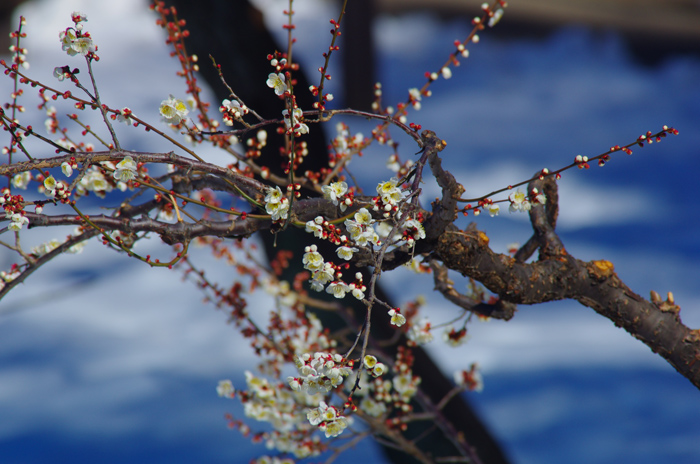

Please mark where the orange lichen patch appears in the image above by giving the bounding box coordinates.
[477,231,489,247]
[684,329,700,344]
[589,259,615,278]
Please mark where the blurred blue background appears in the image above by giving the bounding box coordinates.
[1,1,699,463]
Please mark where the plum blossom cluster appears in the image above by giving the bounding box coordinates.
[288,352,353,395]
[408,318,434,346]
[508,187,546,213]
[235,371,324,458]
[306,401,351,438]
[282,107,309,137]
[219,98,248,126]
[264,186,290,221]
[266,72,287,96]
[301,244,365,299]
[330,122,364,164]
[113,156,138,182]
[373,177,405,218]
[1,191,28,231]
[59,12,96,58]
[388,308,407,327]
[363,355,388,378]
[41,175,70,201]
[159,94,189,124]
[321,180,354,212]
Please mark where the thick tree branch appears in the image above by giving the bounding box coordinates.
[434,180,700,389]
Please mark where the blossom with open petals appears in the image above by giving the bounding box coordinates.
[113,156,137,182]
[216,380,235,398]
[508,188,531,213]
[336,246,358,261]
[388,308,406,327]
[159,94,189,124]
[266,72,287,96]
[321,181,347,205]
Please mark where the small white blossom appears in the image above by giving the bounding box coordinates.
[159,94,189,124]
[61,162,73,177]
[486,203,500,217]
[302,245,324,272]
[11,172,31,190]
[509,188,532,213]
[43,175,57,197]
[113,156,137,182]
[266,72,287,96]
[336,246,358,261]
[376,178,403,205]
[282,107,309,135]
[388,309,406,327]
[371,363,387,377]
[326,281,350,299]
[53,66,68,81]
[489,8,504,27]
[321,181,347,205]
[8,213,29,231]
[216,380,235,398]
[408,318,433,345]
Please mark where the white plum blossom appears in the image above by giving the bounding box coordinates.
[532,188,547,205]
[360,396,387,417]
[408,87,422,110]
[282,108,309,135]
[388,308,406,327]
[326,281,350,299]
[486,203,500,217]
[307,402,350,438]
[11,172,31,190]
[264,186,289,221]
[71,36,96,56]
[116,108,134,125]
[266,72,287,95]
[288,352,352,395]
[508,188,531,213]
[443,326,469,347]
[43,175,57,197]
[408,318,433,345]
[321,181,347,205]
[489,8,504,27]
[61,162,73,177]
[31,239,61,256]
[377,178,403,205]
[159,94,189,124]
[7,213,29,231]
[220,99,247,125]
[336,246,358,261]
[371,363,387,377]
[363,355,377,369]
[216,380,235,398]
[402,218,426,244]
[113,156,137,182]
[302,244,324,272]
[305,217,324,238]
[349,282,365,300]
[310,262,335,292]
[393,372,420,399]
[53,66,68,81]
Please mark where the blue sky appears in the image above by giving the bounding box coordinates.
[1,1,700,463]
